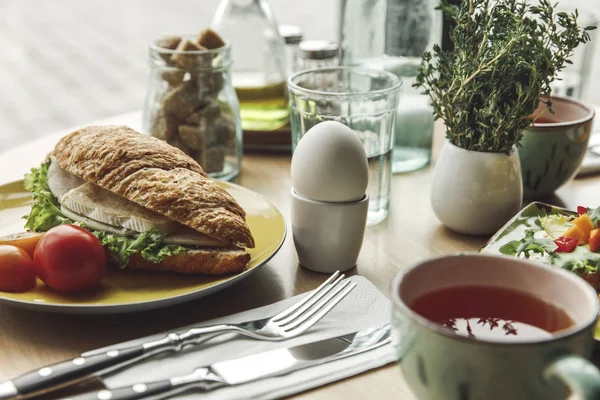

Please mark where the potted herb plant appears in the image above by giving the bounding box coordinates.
[415,0,594,235]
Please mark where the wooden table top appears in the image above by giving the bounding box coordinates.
[1,113,599,399]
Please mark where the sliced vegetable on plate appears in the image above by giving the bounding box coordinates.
[0,231,44,258]
[485,203,600,289]
[0,245,37,292]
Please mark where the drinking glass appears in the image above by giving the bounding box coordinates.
[288,67,401,225]
[392,63,434,173]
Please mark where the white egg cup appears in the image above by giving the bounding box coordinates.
[290,188,369,273]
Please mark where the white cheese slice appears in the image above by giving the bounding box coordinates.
[61,205,135,236]
[61,183,179,234]
[62,206,226,247]
[47,157,85,199]
[164,226,226,247]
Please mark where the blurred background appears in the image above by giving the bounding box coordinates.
[0,0,598,152]
[0,0,337,151]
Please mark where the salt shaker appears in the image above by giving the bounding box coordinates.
[297,40,340,71]
[279,25,303,75]
[290,121,369,273]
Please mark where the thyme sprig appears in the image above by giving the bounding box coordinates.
[414,0,595,154]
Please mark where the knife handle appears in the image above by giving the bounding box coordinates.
[3,325,232,398]
[9,345,146,397]
[68,368,228,400]
[67,381,174,400]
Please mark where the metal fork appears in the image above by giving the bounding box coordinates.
[0,271,355,400]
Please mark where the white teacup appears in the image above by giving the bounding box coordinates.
[290,189,368,273]
[391,253,600,400]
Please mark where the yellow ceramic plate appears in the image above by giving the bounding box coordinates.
[0,180,286,314]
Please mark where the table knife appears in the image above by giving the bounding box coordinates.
[67,324,391,400]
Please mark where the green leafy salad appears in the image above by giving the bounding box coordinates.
[498,205,600,277]
[23,163,187,267]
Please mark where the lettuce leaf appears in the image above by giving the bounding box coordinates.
[551,246,600,275]
[23,163,188,267]
[539,214,573,239]
[499,229,557,257]
[23,163,73,231]
[93,230,186,267]
[586,206,600,228]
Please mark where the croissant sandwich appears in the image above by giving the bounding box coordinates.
[23,125,255,275]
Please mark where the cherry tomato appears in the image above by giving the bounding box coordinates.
[0,231,45,258]
[577,206,588,216]
[0,245,37,292]
[33,225,106,293]
[554,236,579,253]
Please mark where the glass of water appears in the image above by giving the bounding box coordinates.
[393,64,434,173]
[288,67,401,225]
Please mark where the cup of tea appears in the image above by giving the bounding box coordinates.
[391,253,600,400]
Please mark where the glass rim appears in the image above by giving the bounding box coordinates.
[149,35,231,56]
[287,66,402,97]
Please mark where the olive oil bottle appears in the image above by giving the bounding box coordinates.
[234,74,288,132]
[212,0,289,132]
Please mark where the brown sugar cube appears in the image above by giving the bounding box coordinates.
[178,107,221,149]
[161,70,185,86]
[190,71,224,96]
[157,35,182,50]
[177,124,209,150]
[185,100,220,124]
[170,39,210,70]
[163,81,204,119]
[156,35,182,63]
[150,109,168,140]
[196,146,225,173]
[168,135,195,155]
[217,114,237,148]
[198,29,225,50]
[164,112,181,141]
[150,108,180,142]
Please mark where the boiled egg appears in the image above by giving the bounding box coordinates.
[291,121,368,203]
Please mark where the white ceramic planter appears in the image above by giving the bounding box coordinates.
[431,141,523,235]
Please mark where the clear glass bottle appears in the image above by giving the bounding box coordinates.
[212,0,289,132]
[297,40,340,71]
[142,36,242,181]
[339,0,441,173]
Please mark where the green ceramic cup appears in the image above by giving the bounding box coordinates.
[519,96,595,199]
[392,253,600,400]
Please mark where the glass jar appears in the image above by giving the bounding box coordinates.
[297,40,340,71]
[212,0,289,132]
[142,36,242,181]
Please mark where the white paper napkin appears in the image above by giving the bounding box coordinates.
[96,276,396,399]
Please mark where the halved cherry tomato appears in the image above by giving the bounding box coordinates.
[578,206,588,216]
[33,225,106,293]
[554,236,579,253]
[0,231,44,258]
[0,245,37,292]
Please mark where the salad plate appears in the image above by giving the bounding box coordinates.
[482,201,600,339]
[0,180,286,314]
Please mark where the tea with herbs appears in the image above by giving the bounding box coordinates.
[410,285,574,340]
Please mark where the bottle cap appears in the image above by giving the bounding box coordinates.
[299,40,339,60]
[279,25,304,45]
